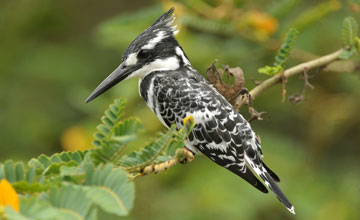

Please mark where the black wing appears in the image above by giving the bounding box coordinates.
[153,72,268,193]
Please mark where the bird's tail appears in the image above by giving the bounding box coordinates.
[245,154,295,214]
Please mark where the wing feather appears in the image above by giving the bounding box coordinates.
[154,74,269,193]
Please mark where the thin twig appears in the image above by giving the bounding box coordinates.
[128,148,195,180]
[236,48,345,108]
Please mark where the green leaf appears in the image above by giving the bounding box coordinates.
[5,197,68,220]
[59,165,83,177]
[113,117,144,137]
[27,158,44,175]
[92,98,127,146]
[28,151,87,175]
[258,65,283,76]
[274,28,299,67]
[43,161,79,176]
[90,135,135,165]
[7,185,95,220]
[258,28,298,76]
[38,155,52,169]
[25,167,35,184]
[342,16,359,46]
[355,36,360,51]
[0,161,26,182]
[4,206,28,220]
[13,181,50,194]
[120,125,177,169]
[97,124,110,135]
[101,116,114,128]
[90,100,144,165]
[15,162,25,182]
[47,185,91,218]
[4,160,15,183]
[0,163,4,180]
[84,164,134,216]
[120,116,196,170]
[85,208,98,220]
[339,48,357,59]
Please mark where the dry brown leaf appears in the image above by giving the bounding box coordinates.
[206,60,245,100]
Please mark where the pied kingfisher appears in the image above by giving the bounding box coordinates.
[86,8,295,214]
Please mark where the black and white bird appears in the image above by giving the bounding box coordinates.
[86,8,295,214]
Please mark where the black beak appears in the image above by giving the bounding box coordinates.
[85,63,137,103]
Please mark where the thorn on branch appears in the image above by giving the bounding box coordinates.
[248,107,267,123]
[289,68,314,104]
[251,77,262,86]
[300,68,314,90]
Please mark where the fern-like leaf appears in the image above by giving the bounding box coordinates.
[5,192,91,220]
[0,161,31,183]
[47,185,92,218]
[4,197,58,220]
[120,116,196,171]
[258,28,299,76]
[342,16,359,46]
[0,152,87,194]
[258,65,283,76]
[84,164,135,216]
[90,98,144,165]
[93,98,126,147]
[27,151,87,176]
[274,28,299,67]
[120,125,177,171]
[0,160,54,194]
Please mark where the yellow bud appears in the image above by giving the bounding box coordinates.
[183,115,194,124]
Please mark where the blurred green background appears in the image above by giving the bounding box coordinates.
[1,0,360,219]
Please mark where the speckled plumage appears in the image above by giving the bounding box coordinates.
[86,8,295,214]
[139,65,294,213]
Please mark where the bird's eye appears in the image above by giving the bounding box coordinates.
[137,49,151,59]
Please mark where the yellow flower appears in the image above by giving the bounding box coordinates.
[0,179,19,212]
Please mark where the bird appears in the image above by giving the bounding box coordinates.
[85,8,295,214]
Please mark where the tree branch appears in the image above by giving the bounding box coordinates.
[128,148,195,180]
[235,48,345,108]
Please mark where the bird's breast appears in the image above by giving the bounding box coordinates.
[139,74,170,128]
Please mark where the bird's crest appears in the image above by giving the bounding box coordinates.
[122,8,179,61]
[147,7,178,36]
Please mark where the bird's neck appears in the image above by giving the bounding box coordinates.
[174,46,191,67]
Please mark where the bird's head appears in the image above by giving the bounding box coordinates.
[85,8,190,103]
